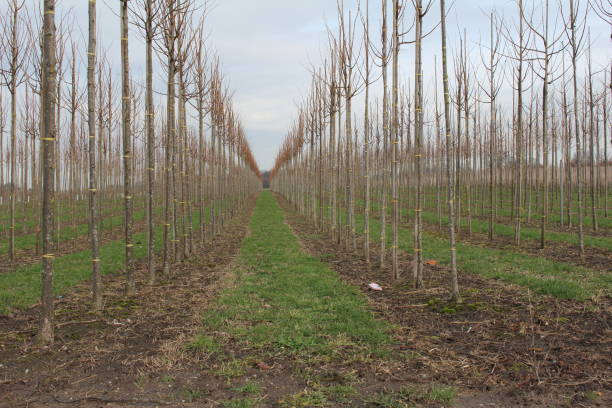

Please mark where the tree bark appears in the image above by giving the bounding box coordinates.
[39,0,58,345]
[88,0,102,310]
[120,0,135,295]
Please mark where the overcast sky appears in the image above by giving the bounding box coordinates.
[58,1,612,170]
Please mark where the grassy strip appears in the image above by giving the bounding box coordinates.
[352,212,610,301]
[362,199,612,251]
[457,201,612,230]
[0,198,125,234]
[0,210,145,253]
[0,211,203,315]
[419,210,612,252]
[195,191,390,359]
[414,187,612,229]
[358,193,612,230]
[0,207,161,255]
[362,199,612,250]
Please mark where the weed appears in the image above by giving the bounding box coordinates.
[428,386,456,404]
[185,334,220,354]
[215,359,247,379]
[320,384,356,402]
[280,390,327,407]
[160,374,174,384]
[221,397,258,408]
[367,385,456,407]
[232,382,263,395]
[584,390,601,401]
[182,388,206,402]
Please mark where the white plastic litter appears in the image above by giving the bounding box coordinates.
[368,282,383,291]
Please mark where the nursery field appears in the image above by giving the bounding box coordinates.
[1,191,610,407]
[1,0,610,406]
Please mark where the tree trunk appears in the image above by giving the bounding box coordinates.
[120,0,135,295]
[88,0,102,310]
[440,0,460,302]
[39,0,58,345]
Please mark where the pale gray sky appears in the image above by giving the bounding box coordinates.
[37,1,612,170]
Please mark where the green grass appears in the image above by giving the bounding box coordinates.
[0,206,160,255]
[368,385,456,407]
[0,229,155,314]
[299,194,610,300]
[0,210,203,315]
[200,191,390,359]
[419,209,612,251]
[0,197,126,234]
[280,390,327,407]
[351,212,610,301]
[215,358,248,379]
[231,382,263,395]
[362,199,612,251]
[221,397,259,408]
[185,334,221,354]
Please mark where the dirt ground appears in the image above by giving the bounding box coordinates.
[0,194,610,407]
[0,200,255,407]
[278,195,611,408]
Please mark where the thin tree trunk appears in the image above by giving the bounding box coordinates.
[440,0,460,302]
[412,0,424,288]
[88,0,102,310]
[145,0,156,284]
[120,0,135,295]
[39,0,58,345]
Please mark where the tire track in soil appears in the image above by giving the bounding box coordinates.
[276,193,611,408]
[0,196,257,408]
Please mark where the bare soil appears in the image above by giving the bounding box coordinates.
[279,195,612,408]
[0,200,255,407]
[1,194,609,407]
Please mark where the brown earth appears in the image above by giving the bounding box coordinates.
[0,193,610,408]
[0,199,255,408]
[278,194,612,408]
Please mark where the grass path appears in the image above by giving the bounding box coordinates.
[189,191,444,407]
[197,190,390,356]
[418,208,612,251]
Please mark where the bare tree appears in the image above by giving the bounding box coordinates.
[131,0,160,284]
[88,0,102,310]
[522,0,566,249]
[477,12,503,241]
[120,0,135,295]
[39,0,58,345]
[411,0,435,287]
[361,0,372,265]
[503,0,531,245]
[440,0,460,302]
[0,0,30,263]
